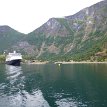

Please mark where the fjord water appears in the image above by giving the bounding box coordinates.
[0,64,107,107]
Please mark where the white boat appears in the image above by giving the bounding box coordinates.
[5,51,22,66]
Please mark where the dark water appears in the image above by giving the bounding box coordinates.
[0,64,107,107]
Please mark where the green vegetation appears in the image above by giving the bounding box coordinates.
[0,26,25,53]
[56,18,74,35]
[26,32,46,47]
[0,1,107,62]
[0,55,5,63]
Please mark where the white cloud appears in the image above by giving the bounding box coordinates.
[0,0,102,33]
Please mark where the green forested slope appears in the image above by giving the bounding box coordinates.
[0,0,107,61]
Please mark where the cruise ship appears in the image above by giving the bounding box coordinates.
[5,51,22,66]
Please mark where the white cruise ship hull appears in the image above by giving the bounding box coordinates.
[6,59,21,66]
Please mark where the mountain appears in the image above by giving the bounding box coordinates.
[1,0,107,61]
[0,26,25,53]
[24,0,107,61]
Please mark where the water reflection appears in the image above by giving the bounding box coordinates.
[36,64,107,107]
[4,65,24,95]
[0,64,107,107]
[0,65,50,107]
[5,65,23,86]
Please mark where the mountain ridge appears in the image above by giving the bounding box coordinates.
[0,0,107,61]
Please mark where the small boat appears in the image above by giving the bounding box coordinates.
[5,51,22,66]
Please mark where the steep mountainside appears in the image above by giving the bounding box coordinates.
[0,26,25,53]
[0,0,107,61]
[22,0,107,61]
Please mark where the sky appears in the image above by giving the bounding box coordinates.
[0,0,103,34]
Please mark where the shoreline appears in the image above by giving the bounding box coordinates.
[25,61,107,64]
[54,61,107,64]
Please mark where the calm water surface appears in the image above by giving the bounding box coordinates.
[0,64,107,107]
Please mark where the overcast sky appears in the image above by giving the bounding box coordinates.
[0,0,103,34]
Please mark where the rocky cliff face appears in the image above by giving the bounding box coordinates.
[0,0,107,61]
